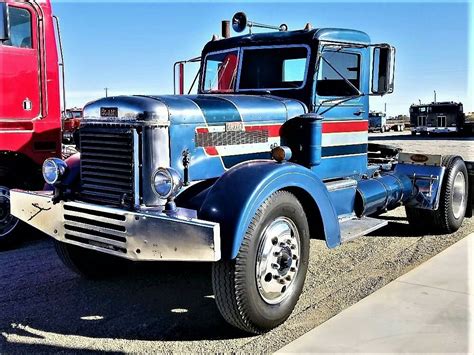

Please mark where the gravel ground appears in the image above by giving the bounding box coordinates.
[0,132,473,353]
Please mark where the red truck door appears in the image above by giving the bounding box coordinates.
[0,2,41,121]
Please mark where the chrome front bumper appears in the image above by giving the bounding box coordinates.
[10,190,221,262]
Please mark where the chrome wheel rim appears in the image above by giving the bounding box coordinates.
[0,186,19,237]
[452,172,466,219]
[256,217,300,304]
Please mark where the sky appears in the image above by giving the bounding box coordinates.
[52,0,473,117]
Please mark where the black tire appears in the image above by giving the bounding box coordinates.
[54,241,128,279]
[411,131,416,136]
[406,155,468,233]
[0,167,23,248]
[212,190,310,334]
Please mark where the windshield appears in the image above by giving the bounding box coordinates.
[202,50,239,93]
[201,45,309,93]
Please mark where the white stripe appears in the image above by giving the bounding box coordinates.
[321,153,367,159]
[216,137,280,157]
[322,131,368,147]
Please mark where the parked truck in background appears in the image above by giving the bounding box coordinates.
[369,111,405,133]
[0,0,62,246]
[63,107,83,143]
[10,11,474,334]
[410,101,473,136]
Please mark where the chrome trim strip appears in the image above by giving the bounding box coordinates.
[325,178,358,192]
[133,129,140,209]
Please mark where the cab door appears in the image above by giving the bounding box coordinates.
[0,2,41,121]
[313,45,369,179]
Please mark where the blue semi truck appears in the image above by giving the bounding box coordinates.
[10,13,473,334]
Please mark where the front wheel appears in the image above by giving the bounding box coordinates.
[54,241,128,279]
[212,191,310,334]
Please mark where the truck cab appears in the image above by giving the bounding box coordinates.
[10,13,472,334]
[0,0,62,245]
[410,101,465,135]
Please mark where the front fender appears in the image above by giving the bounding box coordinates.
[199,160,340,259]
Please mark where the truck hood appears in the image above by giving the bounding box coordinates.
[82,94,307,126]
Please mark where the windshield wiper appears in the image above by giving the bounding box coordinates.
[320,56,361,97]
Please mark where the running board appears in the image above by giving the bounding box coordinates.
[339,217,388,243]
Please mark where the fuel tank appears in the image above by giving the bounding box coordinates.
[82,94,307,181]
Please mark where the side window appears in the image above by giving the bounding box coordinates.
[316,51,360,96]
[4,7,32,48]
[283,58,306,82]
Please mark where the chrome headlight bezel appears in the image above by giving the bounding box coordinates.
[42,158,68,185]
[152,167,183,199]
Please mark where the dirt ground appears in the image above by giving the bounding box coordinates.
[0,132,473,353]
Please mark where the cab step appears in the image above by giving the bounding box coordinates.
[339,216,388,243]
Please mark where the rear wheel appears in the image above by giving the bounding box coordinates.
[406,155,468,233]
[54,241,128,279]
[212,191,310,334]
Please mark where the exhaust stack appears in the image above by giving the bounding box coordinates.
[222,20,231,38]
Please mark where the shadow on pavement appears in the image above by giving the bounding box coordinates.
[0,244,250,352]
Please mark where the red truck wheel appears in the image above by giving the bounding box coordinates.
[0,185,20,246]
[212,190,310,334]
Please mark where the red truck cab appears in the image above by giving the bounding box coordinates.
[0,0,61,246]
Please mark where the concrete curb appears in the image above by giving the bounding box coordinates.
[277,233,474,353]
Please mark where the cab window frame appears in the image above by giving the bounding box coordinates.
[2,5,34,49]
[200,47,241,93]
[316,48,362,97]
[236,44,311,92]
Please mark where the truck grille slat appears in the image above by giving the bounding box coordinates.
[82,183,133,194]
[64,213,126,232]
[78,126,136,208]
[63,203,129,254]
[64,234,127,254]
[82,177,132,188]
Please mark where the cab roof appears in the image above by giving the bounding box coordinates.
[202,27,371,54]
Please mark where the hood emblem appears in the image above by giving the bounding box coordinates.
[100,107,118,118]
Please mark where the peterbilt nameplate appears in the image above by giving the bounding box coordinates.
[100,107,118,117]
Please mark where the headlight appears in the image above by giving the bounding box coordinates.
[152,167,183,199]
[42,158,68,185]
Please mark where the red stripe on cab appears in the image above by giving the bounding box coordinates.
[204,146,219,156]
[245,125,281,137]
[322,120,368,133]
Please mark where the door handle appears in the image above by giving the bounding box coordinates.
[353,109,365,116]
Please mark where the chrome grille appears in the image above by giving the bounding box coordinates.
[79,127,137,208]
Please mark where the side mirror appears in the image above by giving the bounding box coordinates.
[0,2,9,41]
[371,45,395,95]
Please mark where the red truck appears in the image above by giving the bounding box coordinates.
[63,107,82,143]
[0,0,62,246]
